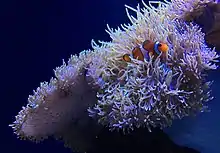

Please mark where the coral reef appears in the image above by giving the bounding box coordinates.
[10,0,219,152]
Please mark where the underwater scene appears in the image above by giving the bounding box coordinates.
[4,0,220,153]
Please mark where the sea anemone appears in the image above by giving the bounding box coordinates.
[10,0,219,152]
[88,0,219,132]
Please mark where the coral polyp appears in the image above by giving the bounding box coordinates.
[10,0,219,152]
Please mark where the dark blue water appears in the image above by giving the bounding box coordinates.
[2,0,137,153]
[2,0,220,153]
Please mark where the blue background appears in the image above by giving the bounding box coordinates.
[1,0,220,153]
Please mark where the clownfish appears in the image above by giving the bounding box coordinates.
[122,40,169,63]
[142,40,169,58]
[122,47,144,62]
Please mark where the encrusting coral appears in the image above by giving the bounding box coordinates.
[10,0,219,152]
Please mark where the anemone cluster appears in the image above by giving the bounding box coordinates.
[10,0,219,152]
[88,0,219,132]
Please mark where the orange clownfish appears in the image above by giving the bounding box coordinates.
[122,40,169,63]
[122,47,144,62]
[142,40,169,58]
